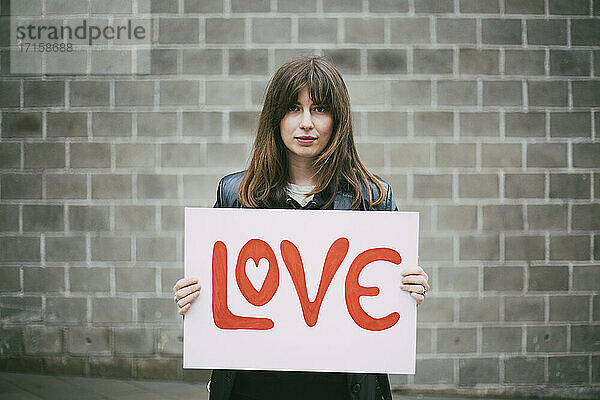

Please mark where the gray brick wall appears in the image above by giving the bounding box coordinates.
[0,0,599,397]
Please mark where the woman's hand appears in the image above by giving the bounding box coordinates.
[400,265,429,305]
[173,277,201,315]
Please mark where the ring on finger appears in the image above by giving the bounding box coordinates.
[174,295,179,303]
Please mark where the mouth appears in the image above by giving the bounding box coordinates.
[294,136,318,145]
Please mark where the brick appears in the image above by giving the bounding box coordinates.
[459,0,499,13]
[528,81,568,107]
[459,297,500,322]
[573,81,600,106]
[550,235,590,261]
[483,81,522,106]
[437,81,477,105]
[438,328,476,353]
[47,112,87,137]
[505,50,545,75]
[183,49,222,74]
[460,234,499,260]
[527,143,567,168]
[482,205,523,230]
[391,81,431,105]
[24,326,61,355]
[549,0,589,14]
[137,298,179,323]
[505,296,544,321]
[389,143,429,167]
[573,143,600,168]
[596,51,600,76]
[23,205,63,232]
[0,143,20,168]
[414,112,453,136]
[46,174,86,199]
[414,174,452,198]
[91,237,131,261]
[436,143,475,167]
[505,112,545,137]
[206,143,248,168]
[116,268,156,292]
[550,174,590,199]
[482,144,521,167]
[136,358,180,380]
[22,267,63,293]
[349,81,386,106]
[460,112,500,136]
[1,174,42,199]
[92,175,132,199]
[482,19,521,45]
[0,81,20,107]
[227,112,257,137]
[0,296,42,322]
[390,17,430,44]
[596,355,600,382]
[0,266,20,291]
[115,144,156,168]
[160,81,199,106]
[416,328,433,354]
[527,19,567,45]
[144,49,177,75]
[115,206,155,232]
[158,17,199,44]
[88,357,133,378]
[278,0,316,12]
[459,358,499,385]
[528,266,568,291]
[137,175,178,199]
[528,204,567,230]
[69,267,110,292]
[184,0,221,12]
[459,174,499,198]
[183,112,222,136]
[67,327,110,355]
[437,206,477,231]
[418,297,454,322]
[183,174,222,199]
[323,0,361,11]
[24,81,64,107]
[0,237,40,262]
[229,49,268,75]
[438,267,478,292]
[413,49,453,74]
[459,49,499,75]
[45,237,86,262]
[550,50,591,76]
[345,18,384,43]
[437,18,476,44]
[23,143,64,169]
[505,357,545,384]
[69,206,110,232]
[505,0,544,14]
[158,327,183,354]
[161,144,203,168]
[136,237,178,262]
[414,0,454,13]
[114,328,154,355]
[571,20,600,46]
[0,205,19,234]
[70,143,110,168]
[414,359,454,384]
[206,81,246,105]
[92,298,132,323]
[506,235,545,261]
[527,326,567,352]
[484,267,524,291]
[0,327,23,357]
[505,174,545,198]
[46,297,86,323]
[70,81,110,107]
[1,113,42,138]
[357,143,385,168]
[483,327,521,352]
[322,49,360,75]
[367,50,407,74]
[571,326,599,353]
[92,113,132,137]
[550,296,589,321]
[252,18,291,43]
[383,175,407,199]
[573,265,600,291]
[550,112,591,138]
[114,81,154,106]
[549,356,588,384]
[369,0,408,12]
[161,267,183,295]
[206,18,245,44]
[160,207,184,232]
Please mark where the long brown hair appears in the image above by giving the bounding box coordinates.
[238,55,385,209]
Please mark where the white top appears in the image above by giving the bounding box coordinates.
[286,183,315,207]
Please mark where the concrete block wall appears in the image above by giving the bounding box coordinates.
[0,0,598,396]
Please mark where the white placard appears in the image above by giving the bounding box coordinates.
[184,208,418,374]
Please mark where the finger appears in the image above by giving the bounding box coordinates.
[173,277,198,293]
[401,265,425,276]
[177,291,199,309]
[178,302,191,315]
[175,283,201,300]
[411,292,425,305]
[401,283,427,294]
[401,276,430,290]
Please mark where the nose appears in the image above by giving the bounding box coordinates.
[299,110,314,130]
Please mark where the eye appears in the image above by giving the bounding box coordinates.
[288,105,300,112]
[313,106,327,113]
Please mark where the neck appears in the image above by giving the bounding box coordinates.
[287,153,316,186]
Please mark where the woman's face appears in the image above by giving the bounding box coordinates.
[280,86,333,163]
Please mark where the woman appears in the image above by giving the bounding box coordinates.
[173,56,430,400]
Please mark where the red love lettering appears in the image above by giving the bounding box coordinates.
[235,239,279,306]
[280,237,349,327]
[212,241,274,330]
[345,248,402,331]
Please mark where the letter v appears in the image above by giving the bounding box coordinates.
[280,238,349,327]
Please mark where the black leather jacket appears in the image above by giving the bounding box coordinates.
[209,171,396,400]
